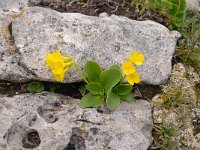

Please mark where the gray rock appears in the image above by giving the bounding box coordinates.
[1,7,180,85]
[0,13,34,82]
[0,0,28,13]
[0,93,153,150]
[186,0,200,11]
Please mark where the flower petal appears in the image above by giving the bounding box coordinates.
[52,66,66,82]
[129,50,144,66]
[45,50,74,81]
[122,60,136,75]
[126,72,140,85]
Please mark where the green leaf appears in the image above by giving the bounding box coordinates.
[86,82,104,95]
[162,127,175,137]
[113,84,133,96]
[120,92,135,103]
[176,10,186,20]
[100,68,121,93]
[168,0,179,6]
[168,0,186,18]
[49,85,56,92]
[110,64,121,71]
[80,93,104,108]
[162,1,173,9]
[110,64,124,82]
[84,61,102,82]
[182,16,196,27]
[27,82,44,93]
[178,0,186,12]
[192,23,200,39]
[79,84,86,96]
[146,2,157,10]
[106,91,120,110]
[168,3,178,16]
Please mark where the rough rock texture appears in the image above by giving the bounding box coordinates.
[186,0,200,11]
[0,93,153,150]
[152,63,200,149]
[0,13,35,82]
[0,6,180,85]
[0,0,28,13]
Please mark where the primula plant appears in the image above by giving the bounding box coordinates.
[45,50,144,110]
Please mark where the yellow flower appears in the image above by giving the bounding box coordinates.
[45,50,74,82]
[51,61,72,82]
[45,50,72,69]
[126,72,140,85]
[52,68,66,82]
[122,50,144,85]
[122,60,136,75]
[129,50,144,66]
[52,67,69,82]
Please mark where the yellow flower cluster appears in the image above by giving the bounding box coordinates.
[45,50,74,82]
[122,50,144,85]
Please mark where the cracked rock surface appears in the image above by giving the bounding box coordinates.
[0,93,153,150]
[0,6,180,85]
[0,13,34,82]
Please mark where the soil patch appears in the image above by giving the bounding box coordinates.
[134,84,162,100]
[0,80,82,98]
[0,81,26,96]
[29,0,169,26]
[0,80,161,100]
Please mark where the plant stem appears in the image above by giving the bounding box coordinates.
[74,62,89,84]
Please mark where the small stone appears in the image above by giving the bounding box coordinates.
[153,106,163,124]
[99,12,108,18]
[165,112,179,126]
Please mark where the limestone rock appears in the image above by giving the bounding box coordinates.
[1,7,180,84]
[0,0,28,13]
[186,0,200,11]
[0,93,153,150]
[0,13,34,82]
